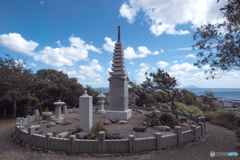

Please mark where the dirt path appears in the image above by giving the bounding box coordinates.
[0,119,239,160]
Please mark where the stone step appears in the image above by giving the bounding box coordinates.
[114,52,124,56]
[112,63,125,67]
[112,67,126,71]
[113,55,124,59]
[109,71,127,76]
[113,59,124,63]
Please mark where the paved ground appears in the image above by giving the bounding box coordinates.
[0,119,239,160]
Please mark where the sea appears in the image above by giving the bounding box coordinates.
[178,88,240,101]
[93,87,240,101]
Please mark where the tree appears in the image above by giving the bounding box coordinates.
[192,0,240,79]
[0,54,35,117]
[143,69,180,119]
[202,90,214,106]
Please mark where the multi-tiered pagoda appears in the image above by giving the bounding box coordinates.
[106,26,132,120]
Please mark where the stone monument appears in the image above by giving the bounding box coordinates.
[96,91,106,114]
[79,90,92,132]
[53,100,65,121]
[106,26,132,120]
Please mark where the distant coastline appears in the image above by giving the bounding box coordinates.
[93,87,240,101]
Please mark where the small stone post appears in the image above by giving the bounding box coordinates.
[53,100,65,121]
[34,110,39,121]
[155,132,162,150]
[96,91,106,114]
[20,119,23,126]
[196,114,200,122]
[200,117,206,132]
[191,125,197,140]
[174,126,183,146]
[73,107,76,113]
[129,135,135,153]
[46,133,53,150]
[4,110,6,119]
[27,115,30,124]
[79,90,92,132]
[98,131,105,154]
[198,122,204,136]
[182,110,186,116]
[69,135,76,153]
[189,110,193,119]
[143,104,146,108]
[28,126,36,145]
[19,126,24,140]
[63,105,67,114]
[167,106,171,110]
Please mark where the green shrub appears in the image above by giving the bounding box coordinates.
[174,102,204,117]
[44,107,49,112]
[159,113,179,128]
[88,121,107,140]
[157,103,169,108]
[204,111,216,121]
[145,112,159,126]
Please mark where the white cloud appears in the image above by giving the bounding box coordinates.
[58,67,77,76]
[34,35,102,67]
[138,46,151,58]
[0,33,38,56]
[103,37,117,53]
[152,67,156,72]
[119,0,227,36]
[107,60,113,72]
[124,47,139,60]
[95,79,101,82]
[30,63,37,67]
[160,49,164,53]
[14,59,26,68]
[169,71,186,77]
[203,65,211,70]
[136,63,149,84]
[40,1,44,4]
[186,54,196,58]
[130,62,134,65]
[152,51,159,55]
[119,2,139,23]
[173,60,178,63]
[56,40,61,47]
[156,61,170,68]
[170,63,198,72]
[79,59,103,79]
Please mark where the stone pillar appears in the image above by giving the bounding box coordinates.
[129,135,135,153]
[19,126,24,140]
[69,135,76,153]
[143,104,146,108]
[159,107,162,110]
[167,106,171,110]
[46,133,53,150]
[27,115,30,124]
[73,107,76,113]
[174,126,183,146]
[189,110,193,119]
[20,119,23,126]
[53,100,65,121]
[34,110,39,121]
[182,110,186,116]
[16,122,20,127]
[200,117,206,132]
[96,91,106,114]
[79,90,92,132]
[155,132,162,150]
[98,131,105,154]
[63,105,67,114]
[28,126,36,145]
[198,122,204,136]
[191,125,197,140]
[196,114,200,122]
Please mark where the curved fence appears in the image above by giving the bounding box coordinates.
[15,107,206,154]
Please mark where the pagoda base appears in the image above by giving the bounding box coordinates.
[106,109,132,120]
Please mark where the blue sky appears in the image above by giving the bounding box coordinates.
[0,0,239,88]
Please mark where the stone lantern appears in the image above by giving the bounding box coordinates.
[96,91,106,114]
[53,100,65,120]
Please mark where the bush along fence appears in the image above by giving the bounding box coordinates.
[14,107,206,154]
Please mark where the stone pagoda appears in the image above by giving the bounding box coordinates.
[106,26,132,120]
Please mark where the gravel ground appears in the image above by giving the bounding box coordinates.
[23,109,196,139]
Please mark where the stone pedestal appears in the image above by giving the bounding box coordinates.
[96,91,106,114]
[53,100,65,121]
[79,90,92,132]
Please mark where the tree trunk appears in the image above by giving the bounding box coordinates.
[12,97,17,118]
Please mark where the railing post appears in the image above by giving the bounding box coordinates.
[198,122,204,136]
[155,132,162,150]
[46,133,53,150]
[129,135,135,153]
[28,126,36,145]
[98,131,105,154]
[174,126,183,146]
[191,125,197,140]
[189,110,193,119]
[69,135,76,153]
[200,117,206,132]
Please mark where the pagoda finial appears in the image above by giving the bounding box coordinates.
[118,26,120,42]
